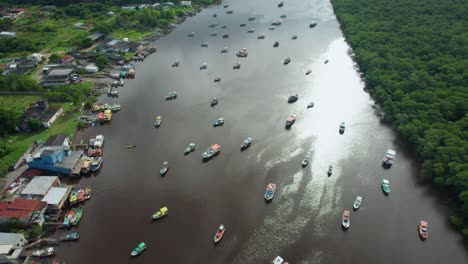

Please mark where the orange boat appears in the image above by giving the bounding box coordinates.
[213,225,225,244]
[419,221,428,240]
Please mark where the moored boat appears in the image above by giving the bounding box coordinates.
[131,242,146,257]
[77,187,85,202]
[91,156,102,172]
[61,232,80,242]
[84,186,91,200]
[292,35,298,40]
[213,224,225,244]
[151,207,168,220]
[382,179,391,194]
[280,14,287,18]
[214,77,221,82]
[222,34,229,38]
[236,48,248,57]
[273,256,288,264]
[353,196,363,210]
[188,32,195,37]
[342,210,350,228]
[155,115,162,127]
[201,42,208,47]
[233,63,241,69]
[264,183,276,201]
[172,61,179,67]
[226,10,233,14]
[213,117,224,127]
[240,23,246,27]
[160,161,169,176]
[248,28,255,33]
[278,2,284,7]
[70,207,83,226]
[221,47,228,53]
[210,31,217,36]
[309,21,318,28]
[248,16,255,21]
[184,143,196,155]
[257,34,265,39]
[302,155,310,167]
[419,221,428,240]
[285,114,296,128]
[68,191,78,205]
[31,247,55,257]
[241,137,252,150]
[272,20,282,26]
[62,209,75,228]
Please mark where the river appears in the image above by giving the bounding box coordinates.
[55,0,468,263]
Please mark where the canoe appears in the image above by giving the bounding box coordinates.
[213,224,225,244]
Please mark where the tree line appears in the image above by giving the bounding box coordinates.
[331,0,468,236]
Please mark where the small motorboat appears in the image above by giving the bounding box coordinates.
[327,165,333,176]
[248,28,255,33]
[264,183,276,201]
[280,14,287,18]
[91,157,102,172]
[306,70,312,75]
[209,23,218,28]
[419,221,428,240]
[221,47,228,53]
[31,247,55,257]
[61,232,80,242]
[70,207,83,226]
[273,41,279,47]
[292,35,298,40]
[226,10,233,14]
[212,13,217,18]
[131,242,146,257]
[324,59,329,64]
[257,34,265,39]
[248,16,256,21]
[284,57,291,65]
[285,114,296,128]
[69,191,77,205]
[202,144,221,160]
[383,149,396,167]
[154,115,162,127]
[288,94,298,103]
[233,63,241,69]
[342,210,350,229]
[200,63,207,70]
[84,186,91,200]
[210,31,217,36]
[165,91,177,100]
[339,122,345,134]
[184,143,196,155]
[214,225,225,244]
[271,20,282,26]
[151,207,168,220]
[127,145,136,149]
[214,77,221,82]
[188,32,195,37]
[213,118,225,127]
[307,102,314,108]
[302,155,310,167]
[240,23,246,27]
[269,26,276,30]
[353,196,363,210]
[201,42,208,47]
[222,34,229,38]
[160,161,169,176]
[224,5,229,8]
[273,256,287,264]
[221,24,227,29]
[241,137,252,150]
[309,21,318,28]
[236,48,248,57]
[278,2,284,8]
[77,187,85,202]
[211,97,219,106]
[382,179,391,194]
[172,61,179,67]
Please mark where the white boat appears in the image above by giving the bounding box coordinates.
[383,149,396,167]
[210,31,217,36]
[202,144,221,160]
[241,137,252,150]
[31,247,55,257]
[248,28,255,33]
[200,63,207,70]
[273,256,286,264]
[221,47,228,53]
[302,155,310,167]
[353,196,363,210]
[271,20,282,26]
[342,210,350,228]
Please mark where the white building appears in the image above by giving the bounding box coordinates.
[0,233,27,264]
[180,1,192,6]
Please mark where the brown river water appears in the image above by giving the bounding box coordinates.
[55,0,468,263]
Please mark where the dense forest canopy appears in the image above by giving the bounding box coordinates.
[331,0,468,235]
[0,0,218,7]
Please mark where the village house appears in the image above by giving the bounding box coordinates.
[41,69,73,87]
[0,232,27,264]
[19,176,61,200]
[0,198,47,226]
[60,54,75,64]
[41,187,70,218]
[17,99,63,131]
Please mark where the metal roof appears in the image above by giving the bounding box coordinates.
[41,187,68,206]
[0,232,24,246]
[21,176,58,196]
[48,69,73,77]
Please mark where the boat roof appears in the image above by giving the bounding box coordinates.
[383,179,389,183]
[138,242,146,247]
[344,210,350,215]
[387,149,396,155]
[210,144,221,150]
[161,207,168,212]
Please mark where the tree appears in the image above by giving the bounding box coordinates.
[96,54,109,70]
[48,53,61,63]
[81,37,94,48]
[0,108,17,133]
[27,118,41,131]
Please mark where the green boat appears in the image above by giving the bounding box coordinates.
[70,207,83,226]
[131,242,146,256]
[184,143,196,155]
[382,179,391,194]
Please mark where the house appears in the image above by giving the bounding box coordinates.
[122,6,136,10]
[0,198,47,226]
[19,176,61,200]
[88,33,104,42]
[41,187,69,216]
[180,1,192,6]
[0,233,27,264]
[41,69,73,87]
[138,4,149,9]
[0,31,16,37]
[25,134,83,176]
[27,53,43,62]
[162,2,175,6]
[60,55,75,64]
[73,22,85,29]
[104,39,139,53]
[106,11,115,16]
[152,3,161,8]
[17,99,64,131]
[85,64,99,73]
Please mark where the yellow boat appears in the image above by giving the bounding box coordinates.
[151,207,168,220]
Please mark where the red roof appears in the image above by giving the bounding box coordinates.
[8,198,46,211]
[61,55,74,63]
[21,169,43,178]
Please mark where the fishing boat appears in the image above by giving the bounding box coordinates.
[155,115,162,127]
[212,13,217,17]
[80,157,93,174]
[201,42,208,47]
[160,161,169,176]
[284,57,291,65]
[84,186,91,200]
[200,63,208,70]
[214,77,221,82]
[62,209,75,228]
[68,191,77,205]
[419,221,428,240]
[209,23,217,28]
[211,97,219,106]
[302,155,310,167]
[70,207,83,226]
[382,179,391,194]
[222,34,229,38]
[221,47,228,53]
[342,210,350,229]
[202,144,221,160]
[269,26,276,30]
[241,137,252,150]
[131,242,146,257]
[172,61,179,67]
[31,247,55,257]
[248,28,255,33]
[288,94,298,103]
[248,16,256,21]
[257,34,265,39]
[213,118,225,127]
[151,207,168,220]
[272,20,282,26]
[306,70,312,75]
[327,165,333,176]
[77,187,85,202]
[265,183,276,201]
[273,41,279,47]
[339,122,345,134]
[221,24,227,29]
[91,156,102,172]
[240,23,246,27]
[292,35,298,40]
[184,143,196,155]
[165,91,177,100]
[285,114,296,128]
[210,31,217,36]
[280,14,287,18]
[309,21,318,28]
[236,48,248,57]
[188,32,194,37]
[233,63,241,69]
[127,145,136,149]
[213,225,225,244]
[307,102,315,108]
[278,2,284,7]
[61,232,80,242]
[353,196,363,210]
[226,10,233,14]
[383,149,396,167]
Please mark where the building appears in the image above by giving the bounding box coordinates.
[0,233,27,264]
[19,176,61,200]
[87,33,104,43]
[85,64,99,73]
[27,53,43,62]
[103,39,140,53]
[73,22,85,29]
[0,31,16,37]
[106,11,115,16]
[0,198,47,226]
[60,55,75,64]
[17,99,64,131]
[26,134,83,176]
[41,69,73,87]
[180,1,192,6]
[41,187,69,217]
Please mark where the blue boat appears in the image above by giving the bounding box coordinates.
[61,232,80,241]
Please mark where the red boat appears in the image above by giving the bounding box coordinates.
[213,225,225,244]
[77,187,85,202]
[87,147,103,157]
[419,221,428,240]
[96,112,104,121]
